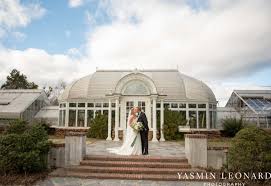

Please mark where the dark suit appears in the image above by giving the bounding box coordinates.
[137,112,149,154]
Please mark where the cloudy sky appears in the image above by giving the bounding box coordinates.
[0,0,270,106]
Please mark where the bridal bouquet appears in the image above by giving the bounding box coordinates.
[131,121,144,132]
[130,122,144,147]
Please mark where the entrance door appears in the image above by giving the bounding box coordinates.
[120,97,151,130]
[125,100,146,121]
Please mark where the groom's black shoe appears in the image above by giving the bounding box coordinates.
[143,152,148,155]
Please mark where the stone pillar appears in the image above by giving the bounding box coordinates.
[152,97,158,142]
[65,102,69,127]
[114,98,120,141]
[65,131,86,166]
[185,134,207,168]
[106,99,112,140]
[206,103,210,129]
[160,99,165,141]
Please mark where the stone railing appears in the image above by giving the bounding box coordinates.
[185,134,208,168]
[184,134,228,169]
[64,131,86,166]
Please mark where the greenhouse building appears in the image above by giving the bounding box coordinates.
[58,69,217,141]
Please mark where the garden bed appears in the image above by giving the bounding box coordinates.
[0,171,49,186]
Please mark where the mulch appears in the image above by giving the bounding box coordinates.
[0,171,49,186]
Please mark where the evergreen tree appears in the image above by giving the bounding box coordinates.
[1,69,38,89]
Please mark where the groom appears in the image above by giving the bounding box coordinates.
[135,106,149,155]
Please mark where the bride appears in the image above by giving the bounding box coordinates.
[107,107,142,155]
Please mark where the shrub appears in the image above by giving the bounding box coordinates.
[0,120,51,175]
[33,119,51,135]
[87,113,108,139]
[5,119,28,135]
[228,127,271,173]
[222,118,244,137]
[163,108,187,140]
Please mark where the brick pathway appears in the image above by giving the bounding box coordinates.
[87,140,185,157]
[35,177,204,186]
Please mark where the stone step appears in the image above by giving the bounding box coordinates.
[80,160,191,168]
[84,155,188,163]
[50,169,207,181]
[66,165,203,175]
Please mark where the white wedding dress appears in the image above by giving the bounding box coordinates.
[107,111,142,155]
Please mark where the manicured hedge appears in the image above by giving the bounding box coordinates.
[87,113,108,139]
[228,127,271,173]
[0,120,51,175]
[163,108,187,140]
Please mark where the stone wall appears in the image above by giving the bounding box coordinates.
[48,143,65,168]
[185,134,207,168]
[207,147,228,170]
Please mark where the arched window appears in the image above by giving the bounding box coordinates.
[123,80,149,95]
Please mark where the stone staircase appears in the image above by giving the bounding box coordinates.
[50,155,205,181]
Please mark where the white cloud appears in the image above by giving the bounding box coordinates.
[0,48,84,86]
[0,0,45,28]
[12,31,26,41]
[84,0,271,80]
[0,0,271,105]
[0,0,45,39]
[69,0,84,8]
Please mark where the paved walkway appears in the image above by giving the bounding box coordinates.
[37,140,189,186]
[35,177,204,186]
[86,140,185,157]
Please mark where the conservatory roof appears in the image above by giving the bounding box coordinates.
[35,106,58,119]
[226,90,271,114]
[0,89,49,119]
[59,69,216,103]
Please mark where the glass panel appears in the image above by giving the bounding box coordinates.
[87,110,94,127]
[69,103,76,107]
[212,111,216,128]
[189,111,197,128]
[77,110,85,127]
[68,110,76,126]
[213,104,217,109]
[179,111,186,119]
[59,111,62,126]
[209,104,213,109]
[111,103,116,107]
[126,101,134,119]
[59,110,66,126]
[171,103,178,108]
[60,103,66,108]
[156,103,161,108]
[95,103,102,107]
[209,111,213,128]
[199,111,206,128]
[179,103,186,108]
[198,104,206,108]
[189,104,196,108]
[88,103,94,107]
[123,80,149,95]
[138,101,146,112]
[95,110,101,116]
[103,110,108,116]
[78,103,85,107]
[164,103,170,108]
[103,103,109,107]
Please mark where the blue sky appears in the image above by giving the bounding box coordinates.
[3,0,88,53]
[0,0,270,106]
